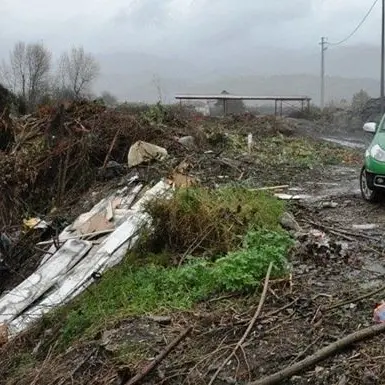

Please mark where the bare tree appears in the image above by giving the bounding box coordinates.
[10,42,27,100]
[352,89,370,115]
[58,46,100,99]
[0,41,51,111]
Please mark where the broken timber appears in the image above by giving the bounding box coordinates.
[0,179,171,337]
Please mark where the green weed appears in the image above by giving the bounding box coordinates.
[54,230,292,347]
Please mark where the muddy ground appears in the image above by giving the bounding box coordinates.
[5,163,385,385]
[103,164,385,385]
[140,166,385,385]
[3,116,385,385]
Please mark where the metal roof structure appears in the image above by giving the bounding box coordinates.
[175,94,311,101]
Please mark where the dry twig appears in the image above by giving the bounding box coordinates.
[248,322,385,385]
[125,326,192,385]
[208,262,273,385]
[102,127,121,169]
[325,284,385,311]
[305,220,381,242]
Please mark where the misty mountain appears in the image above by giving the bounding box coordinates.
[93,44,381,104]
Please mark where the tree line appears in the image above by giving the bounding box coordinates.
[0,41,100,113]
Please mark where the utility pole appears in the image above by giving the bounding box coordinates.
[381,0,385,115]
[320,37,327,110]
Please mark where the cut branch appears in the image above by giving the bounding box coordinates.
[125,326,192,385]
[248,322,385,385]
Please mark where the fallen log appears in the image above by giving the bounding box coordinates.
[248,322,385,385]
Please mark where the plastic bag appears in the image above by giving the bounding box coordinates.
[373,302,385,323]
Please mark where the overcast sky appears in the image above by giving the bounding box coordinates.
[0,0,382,58]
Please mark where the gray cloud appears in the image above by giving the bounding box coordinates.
[112,0,172,28]
[0,0,381,55]
[0,0,383,103]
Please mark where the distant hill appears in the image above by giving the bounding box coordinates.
[93,45,381,104]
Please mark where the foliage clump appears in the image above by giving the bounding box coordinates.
[139,187,285,257]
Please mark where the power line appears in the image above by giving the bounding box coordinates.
[320,37,327,109]
[328,0,379,46]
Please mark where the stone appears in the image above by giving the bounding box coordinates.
[321,201,338,208]
[147,316,172,325]
[280,212,301,232]
[352,224,378,230]
[177,136,196,149]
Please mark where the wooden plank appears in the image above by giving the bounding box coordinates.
[0,239,92,324]
[106,200,114,221]
[8,181,170,336]
[39,183,143,266]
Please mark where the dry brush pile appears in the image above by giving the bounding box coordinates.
[0,101,202,228]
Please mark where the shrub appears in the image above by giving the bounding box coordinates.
[140,187,285,257]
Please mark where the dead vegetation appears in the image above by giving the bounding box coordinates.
[0,101,198,226]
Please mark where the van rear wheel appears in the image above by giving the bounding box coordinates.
[360,166,381,203]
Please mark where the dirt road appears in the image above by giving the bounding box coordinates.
[244,149,385,384]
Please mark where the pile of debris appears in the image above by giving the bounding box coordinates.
[0,100,202,227]
[0,176,171,340]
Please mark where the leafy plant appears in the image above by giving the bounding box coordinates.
[213,230,292,292]
[141,102,167,125]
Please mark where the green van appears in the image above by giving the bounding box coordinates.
[361,114,385,202]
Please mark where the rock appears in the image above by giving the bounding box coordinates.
[337,374,347,385]
[177,136,196,149]
[364,262,385,275]
[352,224,378,230]
[280,212,301,232]
[321,201,338,209]
[100,329,120,352]
[147,315,172,325]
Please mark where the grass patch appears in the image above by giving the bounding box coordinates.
[208,132,361,168]
[51,230,292,348]
[138,187,285,258]
[253,136,361,168]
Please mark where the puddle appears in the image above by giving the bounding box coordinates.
[363,261,385,275]
[321,137,366,149]
[360,279,384,290]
